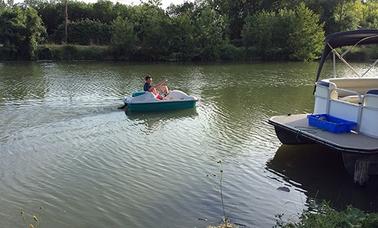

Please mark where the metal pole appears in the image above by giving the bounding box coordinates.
[333,51,336,78]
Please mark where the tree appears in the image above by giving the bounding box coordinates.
[194,5,226,60]
[0,6,45,59]
[91,0,114,23]
[110,16,137,59]
[53,18,111,44]
[288,3,324,61]
[169,12,196,60]
[333,0,364,31]
[361,0,378,29]
[64,0,68,43]
[129,3,172,60]
[242,3,324,61]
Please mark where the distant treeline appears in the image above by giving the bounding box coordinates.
[0,0,377,61]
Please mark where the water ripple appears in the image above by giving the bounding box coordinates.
[1,62,364,228]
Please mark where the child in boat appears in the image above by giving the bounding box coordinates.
[144,75,169,99]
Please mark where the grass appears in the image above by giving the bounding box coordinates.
[276,202,378,228]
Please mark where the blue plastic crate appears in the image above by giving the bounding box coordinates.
[307,114,357,133]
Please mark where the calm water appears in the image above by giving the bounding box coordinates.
[1,62,378,227]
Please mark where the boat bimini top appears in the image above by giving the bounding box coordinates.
[315,29,378,83]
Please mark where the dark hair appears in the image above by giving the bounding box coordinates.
[145,75,152,81]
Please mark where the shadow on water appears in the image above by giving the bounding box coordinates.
[267,144,378,212]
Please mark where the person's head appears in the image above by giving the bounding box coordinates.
[145,75,152,84]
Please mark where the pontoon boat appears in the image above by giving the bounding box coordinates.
[269,30,378,185]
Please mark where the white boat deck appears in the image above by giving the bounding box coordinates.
[269,114,378,153]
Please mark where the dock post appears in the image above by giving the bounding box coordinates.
[354,159,370,185]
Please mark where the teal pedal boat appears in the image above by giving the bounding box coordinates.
[124,90,198,112]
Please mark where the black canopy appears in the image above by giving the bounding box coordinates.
[315,29,378,82]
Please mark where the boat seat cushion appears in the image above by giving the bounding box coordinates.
[367,89,378,95]
[339,95,361,104]
[132,91,146,97]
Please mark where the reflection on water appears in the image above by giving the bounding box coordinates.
[125,109,199,133]
[267,145,378,212]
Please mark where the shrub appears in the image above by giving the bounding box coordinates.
[219,43,245,61]
[110,16,137,60]
[242,3,324,61]
[54,19,111,45]
[0,6,45,60]
[36,44,112,60]
[277,202,378,228]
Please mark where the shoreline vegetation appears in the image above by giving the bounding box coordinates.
[34,44,378,62]
[277,202,378,228]
[0,0,377,62]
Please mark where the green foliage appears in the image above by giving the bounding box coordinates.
[1,0,378,61]
[0,0,6,8]
[110,16,136,59]
[361,1,378,29]
[278,202,378,228]
[37,44,112,60]
[288,3,324,61]
[194,6,226,61]
[242,3,324,61]
[130,3,172,60]
[219,43,244,61]
[242,11,276,57]
[54,19,111,45]
[169,12,196,61]
[0,6,45,60]
[333,0,364,32]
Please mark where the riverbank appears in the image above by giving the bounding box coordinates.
[3,44,375,62]
[36,44,113,61]
[34,44,248,62]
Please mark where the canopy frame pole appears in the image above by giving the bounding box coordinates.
[333,51,337,78]
[341,35,378,58]
[361,58,378,78]
[328,43,361,78]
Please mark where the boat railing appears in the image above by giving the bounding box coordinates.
[360,92,378,137]
[315,81,378,136]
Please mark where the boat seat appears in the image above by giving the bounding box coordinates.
[132,91,146,97]
[364,90,378,108]
[367,90,378,95]
[339,95,362,104]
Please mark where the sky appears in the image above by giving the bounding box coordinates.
[84,0,187,8]
[14,0,189,8]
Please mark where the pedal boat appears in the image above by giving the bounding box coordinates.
[123,90,198,112]
[268,30,378,185]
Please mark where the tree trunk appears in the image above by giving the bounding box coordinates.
[64,0,68,44]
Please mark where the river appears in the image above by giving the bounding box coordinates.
[1,62,378,227]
